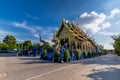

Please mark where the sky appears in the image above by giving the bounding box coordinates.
[0,0,120,49]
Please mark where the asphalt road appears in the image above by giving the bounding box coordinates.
[0,53,120,80]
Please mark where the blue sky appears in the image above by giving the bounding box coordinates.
[0,0,120,49]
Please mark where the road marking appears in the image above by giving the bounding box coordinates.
[26,64,78,80]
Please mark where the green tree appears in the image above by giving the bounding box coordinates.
[112,34,120,55]
[2,43,9,50]
[23,40,32,50]
[3,35,16,49]
[0,42,2,48]
[33,43,41,50]
[44,42,52,49]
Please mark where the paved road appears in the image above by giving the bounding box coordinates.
[0,53,120,80]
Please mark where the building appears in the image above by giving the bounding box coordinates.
[52,19,97,53]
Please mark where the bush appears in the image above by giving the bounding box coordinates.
[103,50,107,54]
[91,52,95,57]
[83,52,87,58]
[54,49,59,62]
[64,50,70,62]
[41,49,47,59]
[87,52,91,58]
[76,49,80,60]
[94,52,97,56]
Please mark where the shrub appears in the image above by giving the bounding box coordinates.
[64,50,70,62]
[54,49,59,62]
[83,51,87,58]
[94,52,97,56]
[91,52,95,57]
[41,49,47,59]
[87,52,91,58]
[104,50,108,55]
[76,49,80,60]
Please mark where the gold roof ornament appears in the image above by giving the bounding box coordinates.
[68,21,71,27]
[72,21,74,27]
[62,18,65,24]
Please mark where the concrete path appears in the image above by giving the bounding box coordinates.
[0,53,120,80]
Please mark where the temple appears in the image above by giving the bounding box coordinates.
[52,18,97,53]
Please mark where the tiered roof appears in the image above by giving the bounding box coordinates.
[55,19,96,47]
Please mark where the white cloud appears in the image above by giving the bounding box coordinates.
[99,41,113,49]
[75,8,120,49]
[33,26,58,44]
[24,13,38,20]
[0,30,14,41]
[101,22,111,30]
[77,11,107,33]
[0,31,6,39]
[76,8,120,35]
[35,26,43,30]
[12,21,36,33]
[0,19,57,44]
[33,34,39,38]
[99,31,119,36]
[80,12,89,18]
[65,20,69,23]
[109,8,120,18]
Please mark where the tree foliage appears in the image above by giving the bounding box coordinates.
[2,43,9,50]
[0,42,2,48]
[3,35,16,49]
[23,40,32,50]
[44,42,52,49]
[112,34,120,55]
[33,43,41,50]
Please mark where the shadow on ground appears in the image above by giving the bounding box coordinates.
[0,53,17,57]
[17,54,120,65]
[22,60,54,64]
[18,57,54,64]
[73,54,120,65]
[87,67,120,80]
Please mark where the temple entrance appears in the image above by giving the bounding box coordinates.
[60,38,69,49]
[71,41,76,49]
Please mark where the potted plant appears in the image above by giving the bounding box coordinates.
[54,49,59,62]
[87,52,91,58]
[41,49,47,60]
[76,49,80,60]
[83,51,87,58]
[64,50,70,62]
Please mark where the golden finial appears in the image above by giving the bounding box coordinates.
[72,21,75,28]
[72,21,74,26]
[68,21,70,27]
[62,18,65,24]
